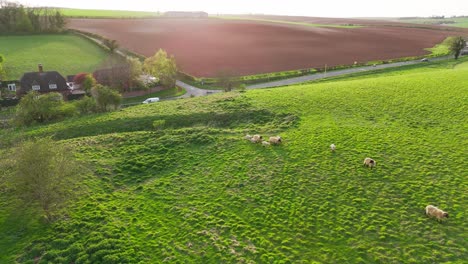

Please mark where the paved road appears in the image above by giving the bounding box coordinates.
[169,56,452,99]
[174,80,221,99]
[246,56,452,89]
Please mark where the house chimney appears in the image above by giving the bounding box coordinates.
[38,64,43,73]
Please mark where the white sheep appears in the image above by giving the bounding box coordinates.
[363,157,376,168]
[250,135,263,143]
[425,205,449,221]
[330,144,336,151]
[244,134,253,140]
[261,141,271,147]
[269,136,282,145]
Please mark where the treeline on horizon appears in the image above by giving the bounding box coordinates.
[0,0,66,34]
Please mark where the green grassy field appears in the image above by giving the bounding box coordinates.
[0,34,110,80]
[397,17,468,28]
[60,8,159,18]
[218,16,362,28]
[0,59,467,263]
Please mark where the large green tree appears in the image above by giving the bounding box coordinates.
[143,49,178,88]
[216,69,239,92]
[448,36,467,59]
[7,138,82,222]
[91,84,122,112]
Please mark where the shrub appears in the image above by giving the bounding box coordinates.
[14,91,76,126]
[74,96,98,115]
[91,85,122,112]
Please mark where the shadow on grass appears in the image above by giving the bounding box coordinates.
[51,110,299,140]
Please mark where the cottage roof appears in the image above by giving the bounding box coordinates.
[20,71,68,94]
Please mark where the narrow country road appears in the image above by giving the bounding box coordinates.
[171,56,451,99]
[246,56,452,89]
[174,81,221,98]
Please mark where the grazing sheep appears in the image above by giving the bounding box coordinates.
[425,205,449,221]
[363,157,376,168]
[269,136,282,145]
[250,135,263,143]
[261,141,271,147]
[330,144,336,151]
[244,134,253,140]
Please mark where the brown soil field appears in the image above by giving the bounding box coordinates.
[68,18,462,77]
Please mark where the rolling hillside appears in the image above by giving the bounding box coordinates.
[0,59,467,263]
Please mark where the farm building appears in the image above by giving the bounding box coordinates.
[19,64,70,97]
[163,11,208,18]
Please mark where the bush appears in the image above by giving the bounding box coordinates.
[74,96,98,115]
[91,85,122,112]
[14,91,76,126]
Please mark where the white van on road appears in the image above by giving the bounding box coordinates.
[142,97,160,104]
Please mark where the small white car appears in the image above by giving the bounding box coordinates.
[142,97,160,104]
[421,58,429,62]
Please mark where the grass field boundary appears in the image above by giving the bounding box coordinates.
[61,8,160,18]
[216,16,363,28]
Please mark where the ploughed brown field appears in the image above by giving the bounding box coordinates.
[68,18,462,77]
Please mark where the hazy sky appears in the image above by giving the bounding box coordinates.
[17,0,468,18]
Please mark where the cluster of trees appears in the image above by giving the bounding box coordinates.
[144,49,178,89]
[90,50,177,93]
[92,56,143,93]
[0,0,66,34]
[14,86,121,126]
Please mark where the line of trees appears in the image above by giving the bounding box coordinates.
[0,0,66,33]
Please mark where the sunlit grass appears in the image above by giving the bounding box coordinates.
[0,58,466,263]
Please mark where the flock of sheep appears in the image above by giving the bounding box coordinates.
[243,135,450,222]
[244,134,282,146]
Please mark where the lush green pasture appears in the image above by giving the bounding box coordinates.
[0,60,467,263]
[310,56,468,84]
[0,34,110,80]
[218,16,362,28]
[60,8,159,18]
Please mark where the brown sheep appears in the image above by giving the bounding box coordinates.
[363,157,376,168]
[250,135,263,143]
[425,205,449,220]
[269,136,282,145]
